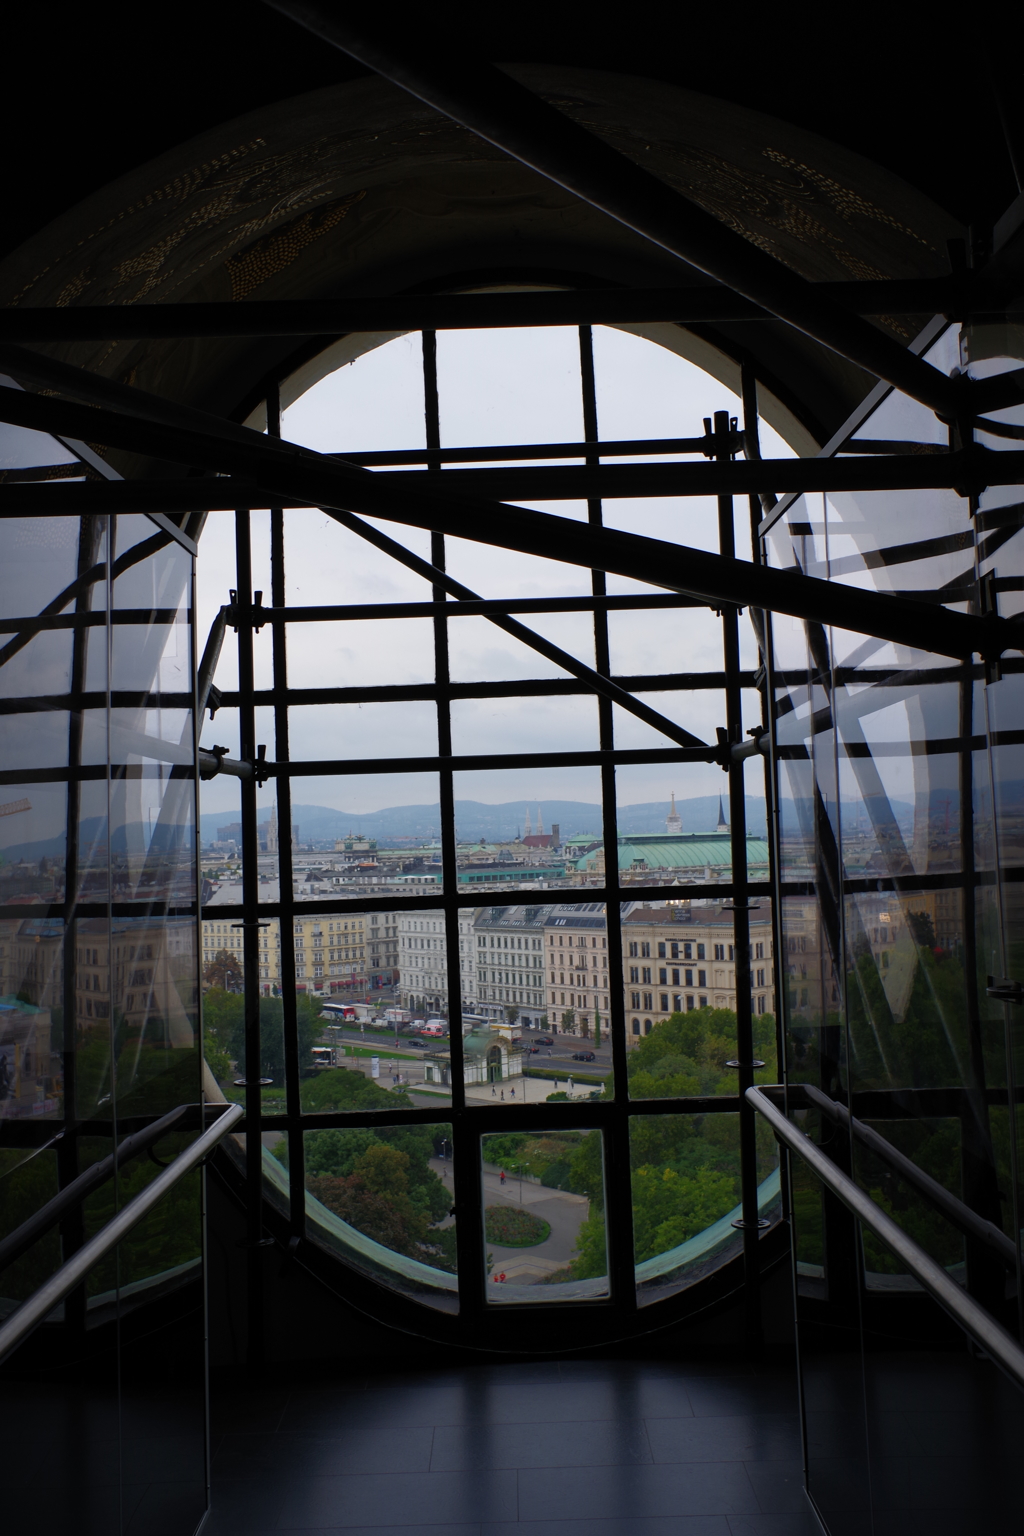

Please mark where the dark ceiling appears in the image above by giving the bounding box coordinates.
[8,2,1023,266]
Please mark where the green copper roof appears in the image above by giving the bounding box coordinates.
[574,833,770,873]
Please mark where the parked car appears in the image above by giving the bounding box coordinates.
[537,1036,554,1046]
[572,1050,596,1062]
[405,1038,427,1049]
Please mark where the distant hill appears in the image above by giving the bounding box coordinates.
[16,779,1010,866]
[199,795,770,845]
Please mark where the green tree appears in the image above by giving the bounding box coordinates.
[202,987,322,1084]
[300,1066,412,1111]
[568,1211,608,1279]
[203,949,242,991]
[630,1164,736,1262]
[560,1008,576,1035]
[504,1004,520,1027]
[569,1129,605,1211]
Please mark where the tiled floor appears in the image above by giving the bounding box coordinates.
[207,1358,821,1535]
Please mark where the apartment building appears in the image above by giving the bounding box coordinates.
[398,910,476,1018]
[544,903,610,1035]
[622,903,775,1043]
[201,912,367,994]
[474,904,549,1025]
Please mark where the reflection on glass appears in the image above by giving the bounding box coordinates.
[0,919,63,1120]
[0,1148,60,1308]
[481,1127,608,1302]
[631,1111,779,1304]
[301,1122,457,1311]
[854,1119,965,1288]
[110,916,199,1116]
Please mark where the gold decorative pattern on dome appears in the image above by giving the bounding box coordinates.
[225,191,366,301]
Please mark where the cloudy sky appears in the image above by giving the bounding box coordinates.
[194,324,795,821]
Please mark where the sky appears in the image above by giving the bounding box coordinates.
[194,324,796,821]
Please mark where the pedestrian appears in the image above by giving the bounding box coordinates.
[500,1089,505,1101]
[492,1085,496,1097]
[510,1086,515,1099]
[500,1169,506,1185]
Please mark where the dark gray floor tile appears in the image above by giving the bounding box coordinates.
[646,1414,801,1464]
[484,1520,730,1536]
[518,1462,761,1522]
[274,1468,518,1528]
[280,1386,469,1435]
[727,1514,824,1536]
[277,1528,482,1536]
[431,1416,652,1470]
[213,1426,435,1477]
[685,1379,799,1419]
[482,1379,652,1425]
[742,1462,807,1515]
[203,1482,288,1536]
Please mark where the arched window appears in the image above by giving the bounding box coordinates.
[203,320,787,1334]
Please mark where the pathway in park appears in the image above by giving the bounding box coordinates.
[428,1157,590,1282]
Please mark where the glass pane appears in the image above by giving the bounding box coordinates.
[283,333,427,455]
[469,901,612,1106]
[302,1121,457,1312]
[436,327,584,449]
[109,915,200,1117]
[0,1147,61,1309]
[612,762,768,891]
[631,1111,779,1304]
[625,905,744,1094]
[281,908,452,1114]
[452,765,602,894]
[285,618,436,689]
[481,1127,609,1302]
[0,919,64,1121]
[282,506,433,608]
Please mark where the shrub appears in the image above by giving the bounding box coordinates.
[484,1205,551,1247]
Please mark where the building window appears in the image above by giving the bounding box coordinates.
[643,1019,652,1034]
[631,1019,640,1035]
[660,994,668,1011]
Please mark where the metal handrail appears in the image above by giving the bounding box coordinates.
[746,1086,1024,1394]
[0,1104,191,1276]
[0,1103,242,1367]
[799,1083,1018,1269]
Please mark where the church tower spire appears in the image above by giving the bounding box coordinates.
[524,806,532,836]
[716,794,728,830]
[665,792,682,834]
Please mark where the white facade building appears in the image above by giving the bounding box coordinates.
[474,904,550,1026]
[397,909,476,1018]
